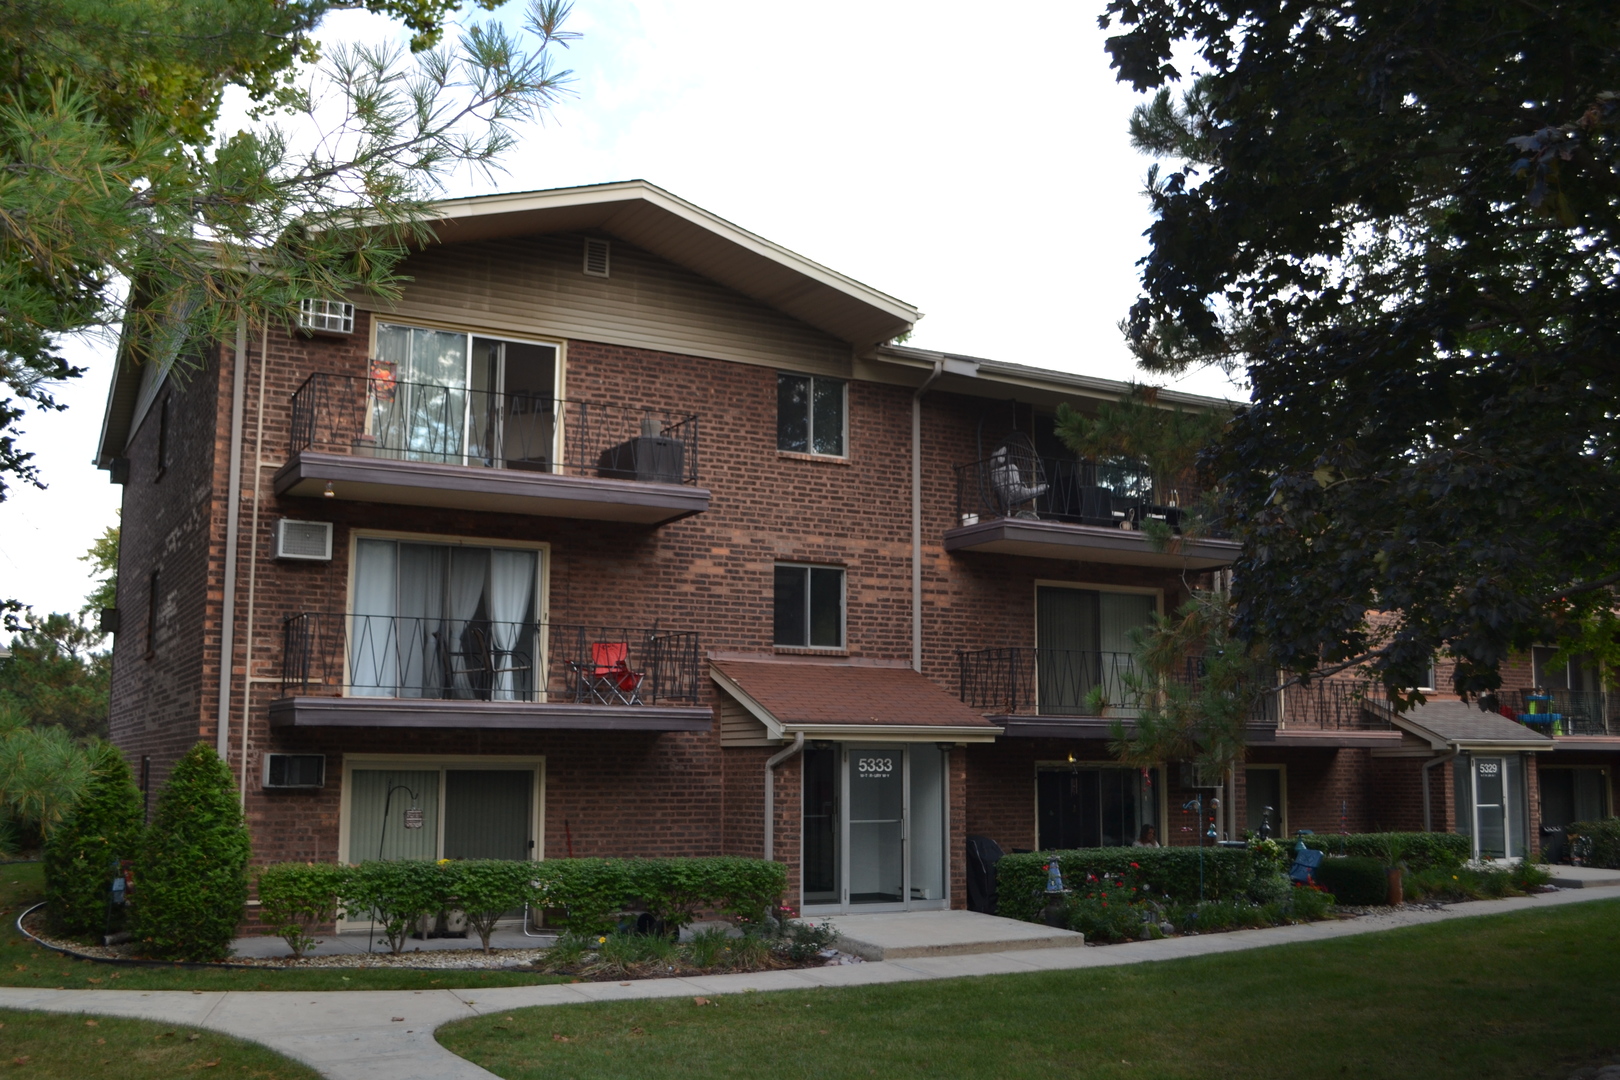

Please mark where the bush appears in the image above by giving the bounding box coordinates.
[531,856,787,936]
[1568,819,1620,869]
[1287,882,1336,920]
[42,741,143,940]
[130,743,251,961]
[342,860,446,955]
[1248,872,1294,906]
[995,847,1253,923]
[441,860,535,952]
[1291,832,1468,870]
[256,863,348,959]
[778,920,838,962]
[1312,856,1389,905]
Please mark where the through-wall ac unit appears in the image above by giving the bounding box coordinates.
[264,754,326,789]
[274,519,333,561]
[1179,762,1226,789]
[297,298,355,335]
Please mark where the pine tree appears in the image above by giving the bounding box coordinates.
[130,743,250,961]
[42,742,143,939]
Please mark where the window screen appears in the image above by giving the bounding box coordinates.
[777,374,846,456]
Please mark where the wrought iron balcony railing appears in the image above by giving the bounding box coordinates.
[1505,688,1617,736]
[953,454,1221,535]
[279,613,702,706]
[957,649,1391,731]
[289,371,700,485]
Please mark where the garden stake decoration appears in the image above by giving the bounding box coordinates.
[1183,796,1208,902]
[370,783,422,955]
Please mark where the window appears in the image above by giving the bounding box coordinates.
[349,538,542,700]
[1532,646,1600,692]
[144,569,160,659]
[154,395,170,481]
[1037,765,1160,850]
[774,564,844,648]
[777,373,846,456]
[1034,585,1157,715]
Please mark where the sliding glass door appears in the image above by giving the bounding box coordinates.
[346,764,539,864]
[1035,586,1157,714]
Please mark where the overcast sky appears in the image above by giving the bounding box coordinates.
[0,0,1239,628]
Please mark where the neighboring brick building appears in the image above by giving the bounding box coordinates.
[95,181,1613,921]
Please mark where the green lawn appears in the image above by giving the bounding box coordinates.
[438,899,1620,1080]
[0,861,565,992]
[0,1008,319,1078]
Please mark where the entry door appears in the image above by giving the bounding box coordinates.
[803,744,946,914]
[1472,757,1508,859]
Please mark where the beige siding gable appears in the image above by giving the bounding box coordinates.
[369,233,853,378]
[720,697,776,747]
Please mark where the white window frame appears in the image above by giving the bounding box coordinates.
[342,529,552,699]
[335,753,547,931]
[776,372,849,459]
[774,562,847,650]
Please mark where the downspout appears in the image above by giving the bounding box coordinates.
[1422,747,1460,833]
[912,359,944,672]
[763,732,805,861]
[238,324,269,807]
[217,317,248,760]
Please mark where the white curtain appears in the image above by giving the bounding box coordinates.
[396,544,446,697]
[487,549,536,700]
[447,547,490,698]
[350,540,397,697]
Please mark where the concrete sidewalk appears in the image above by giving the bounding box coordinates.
[3,887,1616,1080]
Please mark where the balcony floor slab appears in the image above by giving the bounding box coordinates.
[268,695,713,732]
[276,450,709,524]
[944,517,1239,569]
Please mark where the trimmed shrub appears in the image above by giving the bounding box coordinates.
[257,863,349,959]
[1312,856,1388,905]
[130,743,251,961]
[42,742,143,939]
[531,856,787,936]
[1568,819,1620,869]
[342,859,447,955]
[1291,832,1469,870]
[441,860,534,952]
[996,847,1253,923]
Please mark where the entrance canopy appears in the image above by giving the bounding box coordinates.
[709,654,1001,743]
[1381,699,1556,753]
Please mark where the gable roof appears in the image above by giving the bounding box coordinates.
[1380,699,1555,751]
[417,180,920,350]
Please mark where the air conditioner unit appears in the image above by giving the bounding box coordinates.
[264,753,325,789]
[297,298,355,335]
[274,519,333,561]
[1179,761,1226,789]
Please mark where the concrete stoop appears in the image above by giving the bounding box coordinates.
[811,910,1084,961]
[1547,865,1620,890]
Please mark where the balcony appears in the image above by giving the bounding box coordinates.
[957,649,1399,746]
[269,613,711,733]
[1506,688,1618,738]
[944,454,1239,569]
[276,372,709,524]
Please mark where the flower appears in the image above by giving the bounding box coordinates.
[598,936,607,944]
[1130,862,1139,869]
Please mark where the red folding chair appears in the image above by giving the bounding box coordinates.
[573,641,645,704]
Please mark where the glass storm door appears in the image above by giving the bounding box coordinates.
[804,744,946,914]
[1473,757,1508,859]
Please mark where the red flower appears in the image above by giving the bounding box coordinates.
[1130,862,1140,869]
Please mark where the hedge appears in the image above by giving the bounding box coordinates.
[130,743,251,962]
[996,847,1253,923]
[1568,819,1620,869]
[1311,856,1389,905]
[1289,832,1469,870]
[42,742,143,940]
[249,856,789,954]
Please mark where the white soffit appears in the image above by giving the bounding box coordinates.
[419,181,920,349]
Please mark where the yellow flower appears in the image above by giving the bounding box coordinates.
[1452,875,1458,880]
[598,936,607,944]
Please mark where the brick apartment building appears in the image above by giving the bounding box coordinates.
[94,181,1614,917]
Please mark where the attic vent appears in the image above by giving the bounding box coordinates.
[274,519,333,561]
[298,298,355,334]
[264,754,325,789]
[582,238,611,278]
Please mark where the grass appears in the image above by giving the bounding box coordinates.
[0,1008,319,1078]
[0,861,566,992]
[437,898,1620,1080]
